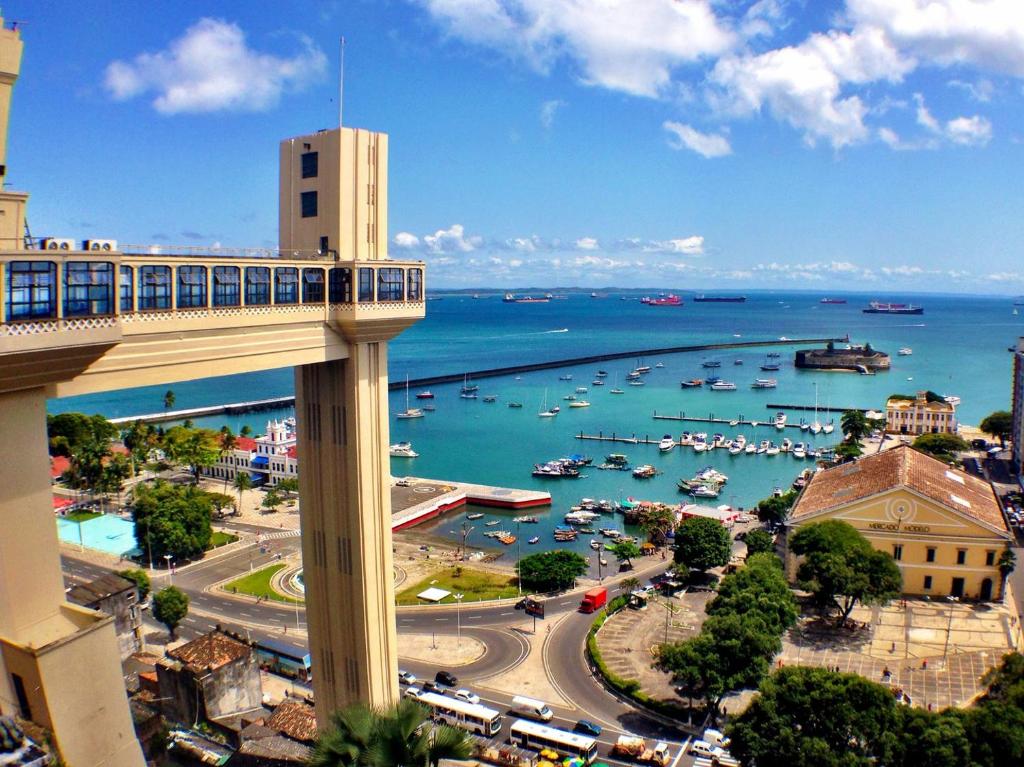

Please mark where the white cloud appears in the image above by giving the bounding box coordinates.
[649,236,705,255]
[948,78,994,102]
[986,271,1024,282]
[848,0,1024,78]
[740,0,787,40]
[393,232,421,248]
[946,114,992,146]
[914,93,941,133]
[663,121,732,158]
[418,0,735,97]
[540,99,566,128]
[881,264,924,276]
[422,224,483,254]
[104,18,325,113]
[709,26,912,148]
[575,236,599,250]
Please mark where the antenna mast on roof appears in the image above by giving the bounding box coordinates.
[338,36,345,128]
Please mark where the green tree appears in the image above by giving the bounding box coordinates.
[262,489,283,514]
[659,612,779,712]
[118,568,151,601]
[240,424,253,438]
[607,539,641,570]
[206,492,235,517]
[999,549,1017,597]
[962,701,1024,766]
[885,708,972,767]
[232,472,253,515]
[517,550,589,592]
[756,489,798,527]
[122,419,158,472]
[619,576,641,594]
[276,477,299,494]
[639,505,676,546]
[132,480,213,561]
[674,516,731,573]
[834,441,863,462]
[152,586,189,638]
[979,410,1013,448]
[840,409,871,444]
[743,529,774,556]
[913,432,969,462]
[47,412,117,457]
[979,651,1024,712]
[310,699,473,767]
[163,389,175,412]
[790,520,902,625]
[162,425,222,483]
[706,553,798,635]
[727,667,899,767]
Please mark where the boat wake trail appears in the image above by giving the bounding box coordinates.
[474,328,569,340]
[544,328,569,334]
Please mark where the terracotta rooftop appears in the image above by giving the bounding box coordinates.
[791,445,1008,533]
[265,699,318,743]
[166,629,251,673]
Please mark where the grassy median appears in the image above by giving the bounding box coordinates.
[225,563,303,604]
[396,567,519,605]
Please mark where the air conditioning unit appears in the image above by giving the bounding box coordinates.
[84,239,117,252]
[40,237,75,250]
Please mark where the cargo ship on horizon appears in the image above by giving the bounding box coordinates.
[820,298,847,304]
[862,301,924,315]
[693,295,747,303]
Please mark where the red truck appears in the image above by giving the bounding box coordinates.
[579,587,607,613]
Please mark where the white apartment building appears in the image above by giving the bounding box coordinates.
[885,391,959,436]
[205,419,298,487]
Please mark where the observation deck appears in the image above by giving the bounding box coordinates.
[0,243,425,397]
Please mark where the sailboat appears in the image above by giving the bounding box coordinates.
[810,382,822,434]
[822,388,834,434]
[460,373,478,399]
[396,375,424,419]
[539,388,558,417]
[609,372,624,395]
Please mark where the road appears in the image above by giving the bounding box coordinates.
[63,532,706,765]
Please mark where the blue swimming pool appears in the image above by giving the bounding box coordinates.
[57,515,138,557]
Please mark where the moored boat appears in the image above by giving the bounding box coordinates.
[416,390,435,399]
[680,378,704,388]
[389,441,419,458]
[752,378,777,389]
[710,381,737,391]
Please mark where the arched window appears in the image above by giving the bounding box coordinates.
[138,265,172,310]
[245,266,271,305]
[213,266,241,307]
[302,268,325,303]
[64,261,114,317]
[275,267,299,304]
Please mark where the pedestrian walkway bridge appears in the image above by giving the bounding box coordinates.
[0,245,425,396]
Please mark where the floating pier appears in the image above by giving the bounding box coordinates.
[391,477,551,531]
[108,395,296,425]
[766,403,867,414]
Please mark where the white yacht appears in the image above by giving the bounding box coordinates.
[569,400,591,408]
[710,381,737,391]
[745,443,757,454]
[389,441,419,458]
[766,443,781,456]
[659,434,676,452]
[898,347,913,356]
[396,374,425,419]
[774,412,787,430]
[734,435,747,449]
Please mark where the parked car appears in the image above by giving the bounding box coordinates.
[453,689,480,704]
[421,681,442,694]
[435,670,458,687]
[574,719,603,737]
[403,686,422,700]
[398,670,417,685]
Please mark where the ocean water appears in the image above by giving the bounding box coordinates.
[51,290,1023,558]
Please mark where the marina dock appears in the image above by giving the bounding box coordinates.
[391,477,551,531]
[651,411,836,430]
[108,395,295,425]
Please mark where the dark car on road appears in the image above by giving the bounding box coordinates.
[574,719,603,737]
[435,670,458,687]
[421,681,442,695]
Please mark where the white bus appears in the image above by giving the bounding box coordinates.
[509,719,598,763]
[416,692,502,737]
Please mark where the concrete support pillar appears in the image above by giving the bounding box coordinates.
[295,344,398,726]
[0,387,144,766]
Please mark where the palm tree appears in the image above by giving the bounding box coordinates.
[232,472,252,516]
[219,427,237,491]
[310,699,473,767]
[840,409,871,444]
[639,505,676,546]
[998,548,1017,596]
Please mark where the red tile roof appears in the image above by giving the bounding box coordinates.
[286,446,297,459]
[791,445,1008,533]
[167,630,251,673]
[50,455,71,479]
[265,699,318,743]
[235,437,257,452]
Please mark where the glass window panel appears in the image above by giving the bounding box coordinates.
[7,261,57,320]
[64,262,113,317]
[138,265,172,310]
[302,268,325,303]
[213,266,240,307]
[377,268,404,302]
[328,267,352,303]
[275,267,299,304]
[245,266,271,305]
[407,268,423,301]
[358,268,374,302]
[177,265,207,308]
[120,265,133,312]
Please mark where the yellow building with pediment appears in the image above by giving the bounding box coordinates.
[785,445,1012,601]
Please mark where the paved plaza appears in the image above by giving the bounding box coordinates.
[596,592,1018,712]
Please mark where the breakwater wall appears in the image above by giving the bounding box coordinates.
[111,336,847,425]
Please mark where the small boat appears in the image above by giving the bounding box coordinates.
[590,540,602,550]
[752,378,777,389]
[658,435,676,452]
[745,443,757,454]
[389,441,418,458]
[596,370,608,377]
[702,360,722,368]
[599,528,622,538]
[416,391,435,399]
[823,421,835,434]
[422,405,436,412]
[508,401,523,408]
[734,359,744,365]
[575,386,588,393]
[710,381,737,391]
[559,374,573,381]
[564,394,576,401]
[774,412,787,429]
[680,379,704,388]
[610,388,624,394]
[635,363,652,373]
[459,392,477,400]
[898,347,913,356]
[628,380,645,386]
[485,520,501,526]
[592,379,604,386]
[482,395,497,403]
[729,419,739,426]
[528,536,540,544]
[655,362,665,368]
[760,362,781,371]
[766,443,781,456]
[691,485,720,498]
[513,515,539,523]
[397,374,425,418]
[632,464,657,478]
[550,406,561,413]
[569,400,591,408]
[781,438,793,452]
[460,374,479,394]
[538,389,558,417]
[497,534,517,545]
[467,513,484,520]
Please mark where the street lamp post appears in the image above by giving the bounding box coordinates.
[164,554,174,585]
[516,520,522,595]
[454,592,464,647]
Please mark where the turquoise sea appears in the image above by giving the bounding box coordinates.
[52,290,1023,558]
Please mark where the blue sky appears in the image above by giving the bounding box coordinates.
[7,1,1024,292]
